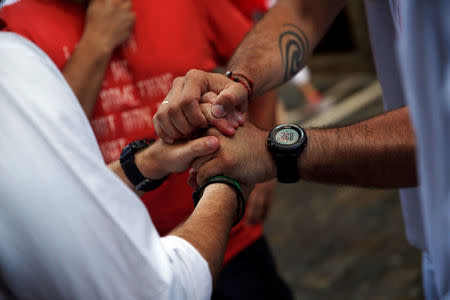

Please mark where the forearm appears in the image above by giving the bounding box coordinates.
[227,0,345,96]
[300,107,418,187]
[248,89,278,129]
[169,184,237,280]
[63,31,112,117]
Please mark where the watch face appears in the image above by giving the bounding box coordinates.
[269,124,306,153]
[274,128,299,145]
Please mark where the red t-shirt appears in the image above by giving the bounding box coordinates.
[1,0,262,264]
[231,0,269,21]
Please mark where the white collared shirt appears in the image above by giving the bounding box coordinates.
[0,32,212,300]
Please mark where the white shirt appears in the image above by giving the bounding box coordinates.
[365,1,450,298]
[396,2,450,298]
[0,32,212,300]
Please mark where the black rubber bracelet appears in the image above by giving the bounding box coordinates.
[192,176,245,227]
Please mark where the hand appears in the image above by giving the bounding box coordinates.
[153,69,249,143]
[135,136,220,180]
[190,122,276,186]
[83,0,135,53]
[245,180,277,225]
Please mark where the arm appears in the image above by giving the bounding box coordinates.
[193,107,417,188]
[108,136,220,195]
[227,0,345,97]
[107,135,250,279]
[0,34,247,298]
[63,0,135,116]
[153,0,345,140]
[246,90,278,223]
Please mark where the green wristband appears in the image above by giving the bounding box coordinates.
[192,175,245,227]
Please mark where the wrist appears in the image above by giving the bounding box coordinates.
[80,29,115,57]
[260,130,277,181]
[135,141,169,180]
[202,183,238,218]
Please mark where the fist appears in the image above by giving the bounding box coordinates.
[84,0,136,52]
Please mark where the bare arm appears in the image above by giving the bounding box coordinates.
[245,90,278,224]
[169,184,238,280]
[228,0,346,96]
[63,0,135,116]
[299,107,417,187]
[153,0,345,140]
[194,107,417,188]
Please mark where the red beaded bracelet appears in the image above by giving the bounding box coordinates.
[225,71,254,101]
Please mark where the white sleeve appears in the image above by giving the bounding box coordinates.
[0,32,212,300]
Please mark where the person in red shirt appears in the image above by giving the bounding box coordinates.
[0,0,291,298]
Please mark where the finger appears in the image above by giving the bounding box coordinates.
[180,70,210,128]
[227,111,239,129]
[155,78,186,141]
[153,119,173,144]
[169,102,194,136]
[174,136,219,163]
[187,169,199,188]
[154,103,182,142]
[191,153,215,171]
[200,101,236,136]
[246,190,264,224]
[212,83,249,118]
[196,158,221,185]
[232,109,245,125]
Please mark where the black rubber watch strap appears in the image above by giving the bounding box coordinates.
[120,139,167,192]
[275,154,300,183]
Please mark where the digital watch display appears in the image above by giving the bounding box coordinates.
[267,124,307,183]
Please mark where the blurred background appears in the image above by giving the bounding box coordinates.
[265,1,423,299]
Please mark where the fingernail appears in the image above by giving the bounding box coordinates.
[227,126,235,135]
[206,137,217,149]
[164,137,174,144]
[235,111,244,123]
[212,105,225,117]
[189,168,196,175]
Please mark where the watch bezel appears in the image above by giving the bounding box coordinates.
[268,124,307,154]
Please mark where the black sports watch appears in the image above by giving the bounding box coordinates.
[120,139,167,192]
[267,124,307,183]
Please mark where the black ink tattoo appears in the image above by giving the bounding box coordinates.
[278,24,309,82]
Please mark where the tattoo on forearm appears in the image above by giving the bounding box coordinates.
[278,24,309,82]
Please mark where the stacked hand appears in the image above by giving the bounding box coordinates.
[151,70,277,209]
[153,70,250,143]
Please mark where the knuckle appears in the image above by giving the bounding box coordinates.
[186,69,200,78]
[173,77,184,86]
[179,96,192,108]
[167,105,178,117]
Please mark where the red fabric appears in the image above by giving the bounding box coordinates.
[230,0,269,20]
[1,0,262,265]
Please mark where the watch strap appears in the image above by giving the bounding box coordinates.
[120,140,167,192]
[275,154,300,183]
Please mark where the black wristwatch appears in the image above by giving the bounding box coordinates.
[267,124,307,183]
[120,139,167,192]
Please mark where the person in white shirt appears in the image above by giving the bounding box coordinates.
[0,32,251,299]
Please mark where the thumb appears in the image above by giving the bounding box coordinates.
[212,83,248,118]
[175,136,220,163]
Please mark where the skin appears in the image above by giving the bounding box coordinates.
[153,0,345,139]
[108,136,253,280]
[63,0,135,116]
[191,107,417,188]
[246,89,278,224]
[156,0,418,189]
